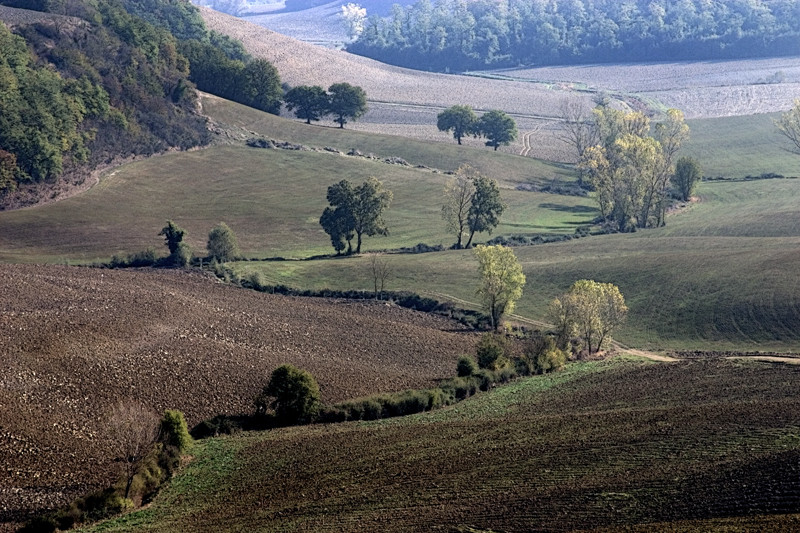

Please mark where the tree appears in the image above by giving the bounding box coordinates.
[284,85,329,124]
[557,99,598,186]
[255,364,321,424]
[320,178,392,254]
[369,254,390,300]
[240,58,282,114]
[465,176,505,248]
[475,110,518,150]
[207,222,240,262]
[108,400,160,499]
[673,156,702,202]
[441,165,478,248]
[549,280,627,355]
[437,105,477,145]
[473,244,526,331]
[327,82,367,128]
[320,204,355,255]
[775,98,800,154]
[159,220,191,267]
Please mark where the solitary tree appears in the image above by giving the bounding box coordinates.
[254,364,321,424]
[475,110,518,151]
[327,82,367,128]
[351,177,392,253]
[474,244,526,331]
[108,400,160,499]
[673,156,702,201]
[284,85,329,124]
[320,203,355,254]
[207,222,240,262]
[775,98,800,154]
[465,176,505,248]
[369,254,390,300]
[549,280,627,355]
[320,178,392,254]
[159,220,191,267]
[441,165,478,248]
[437,105,477,145]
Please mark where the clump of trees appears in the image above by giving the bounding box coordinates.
[284,83,368,128]
[159,220,192,267]
[441,165,506,249]
[548,280,628,355]
[578,106,690,231]
[437,106,518,151]
[350,0,800,72]
[473,244,526,331]
[254,364,322,425]
[319,177,392,254]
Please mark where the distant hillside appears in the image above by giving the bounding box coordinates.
[0,264,475,530]
[0,1,210,205]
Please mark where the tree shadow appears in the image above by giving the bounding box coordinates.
[539,203,598,214]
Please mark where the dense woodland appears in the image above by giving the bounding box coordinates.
[0,0,286,196]
[349,0,800,71]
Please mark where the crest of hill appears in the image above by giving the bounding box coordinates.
[0,264,475,529]
[0,5,79,27]
[199,6,590,117]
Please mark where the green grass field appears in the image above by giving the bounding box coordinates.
[2,99,799,351]
[76,357,800,532]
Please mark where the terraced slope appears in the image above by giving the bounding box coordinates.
[79,357,800,532]
[0,265,476,530]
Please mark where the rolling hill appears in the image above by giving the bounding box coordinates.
[0,264,476,530]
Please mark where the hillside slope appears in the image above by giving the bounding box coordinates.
[0,265,475,529]
[80,357,800,532]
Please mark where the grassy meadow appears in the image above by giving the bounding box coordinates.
[76,357,800,532]
[1,100,799,351]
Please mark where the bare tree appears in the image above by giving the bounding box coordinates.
[441,165,478,249]
[369,254,390,300]
[557,99,598,186]
[108,400,160,499]
[775,99,800,154]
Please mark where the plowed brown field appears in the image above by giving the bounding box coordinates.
[0,265,476,529]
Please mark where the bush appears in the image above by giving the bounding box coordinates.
[456,355,478,377]
[525,334,568,374]
[109,248,157,268]
[476,333,510,370]
[173,241,192,267]
[160,410,192,453]
[255,364,321,424]
[207,222,240,262]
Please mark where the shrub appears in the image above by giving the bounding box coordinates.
[109,248,157,268]
[476,333,510,370]
[207,222,240,262]
[173,241,192,268]
[160,410,192,454]
[456,355,478,377]
[525,333,568,374]
[255,364,321,424]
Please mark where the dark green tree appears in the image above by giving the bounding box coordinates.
[476,110,518,151]
[327,82,367,128]
[255,364,321,424]
[284,85,329,124]
[319,178,392,254]
[465,177,505,247]
[320,180,356,254]
[437,105,477,145]
[159,220,191,267]
[240,58,282,114]
[673,156,702,202]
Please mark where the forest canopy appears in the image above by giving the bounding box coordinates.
[349,0,800,71]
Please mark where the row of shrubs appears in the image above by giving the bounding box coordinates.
[22,410,192,533]
[192,331,568,437]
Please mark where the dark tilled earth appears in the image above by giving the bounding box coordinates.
[0,265,477,529]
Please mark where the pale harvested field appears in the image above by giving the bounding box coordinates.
[199,8,592,118]
[479,57,800,118]
[242,1,347,46]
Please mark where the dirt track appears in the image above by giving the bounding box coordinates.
[0,265,476,529]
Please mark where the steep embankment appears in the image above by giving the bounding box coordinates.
[0,264,476,529]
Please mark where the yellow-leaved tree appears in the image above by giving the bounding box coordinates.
[474,245,526,331]
[549,280,628,355]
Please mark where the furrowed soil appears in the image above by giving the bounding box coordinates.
[80,357,800,532]
[0,264,476,530]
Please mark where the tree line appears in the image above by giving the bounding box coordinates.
[349,0,800,72]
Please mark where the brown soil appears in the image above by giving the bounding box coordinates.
[0,264,476,529]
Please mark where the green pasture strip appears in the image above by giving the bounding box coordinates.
[201,95,575,188]
[78,358,800,532]
[0,144,595,262]
[234,179,800,351]
[685,113,799,178]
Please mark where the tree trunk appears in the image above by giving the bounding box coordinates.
[465,230,476,248]
[356,232,363,254]
[493,144,498,151]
